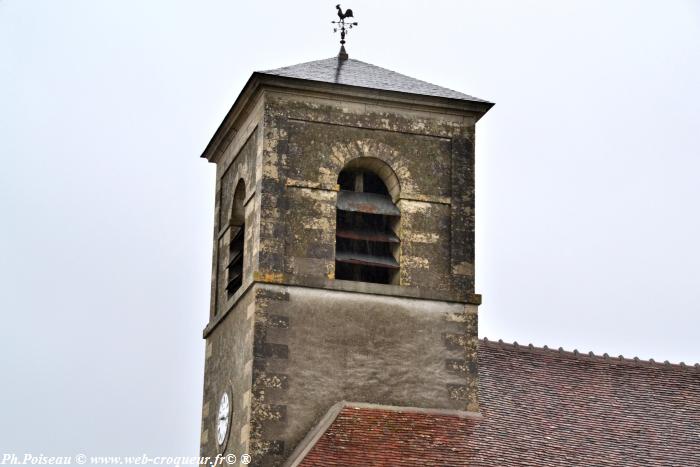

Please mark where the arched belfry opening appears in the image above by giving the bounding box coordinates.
[227,180,246,297]
[335,158,400,284]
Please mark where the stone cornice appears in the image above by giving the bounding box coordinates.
[200,72,494,163]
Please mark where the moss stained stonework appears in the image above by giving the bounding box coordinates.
[257,94,478,300]
[199,77,490,465]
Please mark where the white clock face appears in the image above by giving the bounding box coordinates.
[216,392,230,446]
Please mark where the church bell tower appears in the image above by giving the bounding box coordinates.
[198,45,493,465]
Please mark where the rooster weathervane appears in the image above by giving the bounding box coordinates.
[332,4,358,60]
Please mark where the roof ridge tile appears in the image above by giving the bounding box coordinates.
[480,337,699,370]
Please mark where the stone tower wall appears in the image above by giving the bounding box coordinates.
[200,87,483,466]
[248,283,478,465]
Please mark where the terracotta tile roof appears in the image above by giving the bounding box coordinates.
[293,340,700,466]
[296,404,478,467]
[259,57,491,104]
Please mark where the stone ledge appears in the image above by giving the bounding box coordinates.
[203,276,481,338]
[255,273,481,304]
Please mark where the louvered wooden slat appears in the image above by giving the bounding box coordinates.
[336,191,400,216]
[335,251,400,269]
[336,227,400,243]
[230,226,244,243]
[226,268,242,290]
[227,249,243,267]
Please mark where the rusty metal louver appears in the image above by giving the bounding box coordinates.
[336,190,400,216]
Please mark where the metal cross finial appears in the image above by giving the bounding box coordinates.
[332,4,358,60]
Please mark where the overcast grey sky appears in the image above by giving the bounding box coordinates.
[1,0,699,459]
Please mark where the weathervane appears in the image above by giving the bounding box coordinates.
[332,4,357,60]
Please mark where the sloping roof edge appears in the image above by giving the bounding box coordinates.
[200,72,261,162]
[200,70,494,162]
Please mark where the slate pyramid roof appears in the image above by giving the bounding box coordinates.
[201,56,493,160]
[259,57,490,104]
